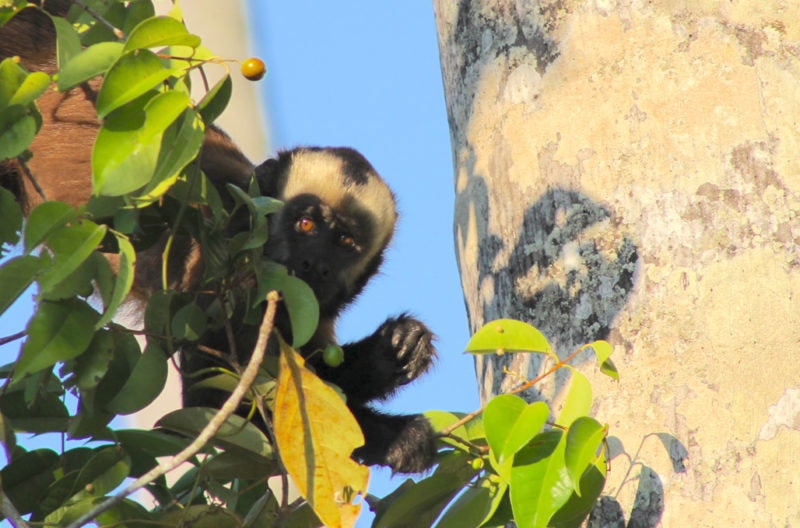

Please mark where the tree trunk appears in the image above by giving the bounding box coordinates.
[434,1,800,526]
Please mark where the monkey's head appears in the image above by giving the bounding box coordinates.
[255,147,397,317]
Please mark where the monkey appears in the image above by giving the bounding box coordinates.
[0,2,439,473]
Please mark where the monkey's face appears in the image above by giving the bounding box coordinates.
[266,194,374,316]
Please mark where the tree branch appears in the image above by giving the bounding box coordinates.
[64,291,281,528]
[1,490,30,528]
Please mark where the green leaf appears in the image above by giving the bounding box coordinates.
[256,265,318,348]
[0,449,59,515]
[484,394,549,464]
[49,15,82,68]
[156,407,273,458]
[70,330,115,392]
[555,369,592,428]
[92,90,190,196]
[0,104,37,159]
[587,340,618,380]
[16,299,100,377]
[0,56,26,107]
[95,48,175,118]
[156,505,241,528]
[123,16,201,52]
[435,474,508,528]
[204,449,278,482]
[115,429,190,458]
[373,459,473,528]
[0,255,43,314]
[105,343,168,415]
[0,187,22,252]
[57,41,124,91]
[198,74,231,125]
[8,71,50,106]
[135,106,205,204]
[549,455,607,528]
[38,221,107,294]
[171,302,207,341]
[94,231,135,329]
[564,417,606,495]
[39,251,105,301]
[509,430,572,528]
[24,201,77,251]
[465,319,555,359]
[0,387,69,434]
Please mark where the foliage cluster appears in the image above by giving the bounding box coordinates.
[0,2,615,527]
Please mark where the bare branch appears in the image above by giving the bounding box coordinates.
[1,490,30,528]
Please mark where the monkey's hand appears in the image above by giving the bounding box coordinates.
[312,314,436,404]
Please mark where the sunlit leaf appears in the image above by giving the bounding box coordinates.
[16,299,99,378]
[123,16,201,52]
[8,71,50,106]
[509,430,571,528]
[555,369,592,428]
[564,416,606,495]
[274,344,369,528]
[256,265,318,348]
[465,319,555,359]
[57,41,124,91]
[95,48,175,118]
[484,394,548,465]
[587,340,618,380]
[105,343,168,415]
[93,90,190,196]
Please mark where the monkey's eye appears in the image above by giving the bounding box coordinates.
[339,234,357,250]
[297,216,315,233]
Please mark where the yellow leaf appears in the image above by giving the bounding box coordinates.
[275,344,369,528]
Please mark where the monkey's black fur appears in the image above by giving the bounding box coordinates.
[0,4,439,473]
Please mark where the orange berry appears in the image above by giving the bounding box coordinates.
[241,57,266,81]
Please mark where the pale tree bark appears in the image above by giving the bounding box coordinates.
[434,1,800,526]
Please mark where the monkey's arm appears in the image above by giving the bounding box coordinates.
[349,406,438,473]
[310,314,436,404]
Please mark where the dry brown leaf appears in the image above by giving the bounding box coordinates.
[274,343,370,528]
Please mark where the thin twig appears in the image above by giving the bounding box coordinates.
[64,291,281,528]
[17,156,46,201]
[69,0,124,39]
[1,489,30,528]
[440,344,589,436]
[0,331,25,347]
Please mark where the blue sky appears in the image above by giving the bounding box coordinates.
[249,2,480,521]
[0,2,479,526]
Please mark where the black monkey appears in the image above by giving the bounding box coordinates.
[186,146,440,473]
[0,2,439,473]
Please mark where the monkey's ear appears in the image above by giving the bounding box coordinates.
[254,158,281,197]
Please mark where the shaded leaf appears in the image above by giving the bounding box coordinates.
[466,319,555,359]
[435,474,508,528]
[37,221,107,294]
[0,255,43,315]
[0,388,69,434]
[156,407,272,457]
[105,342,168,415]
[94,231,135,329]
[0,449,59,515]
[156,505,240,528]
[550,454,607,528]
[0,104,37,159]
[198,74,231,125]
[16,299,99,378]
[24,201,77,252]
[171,301,207,341]
[49,15,82,68]
[0,187,22,252]
[274,344,368,528]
